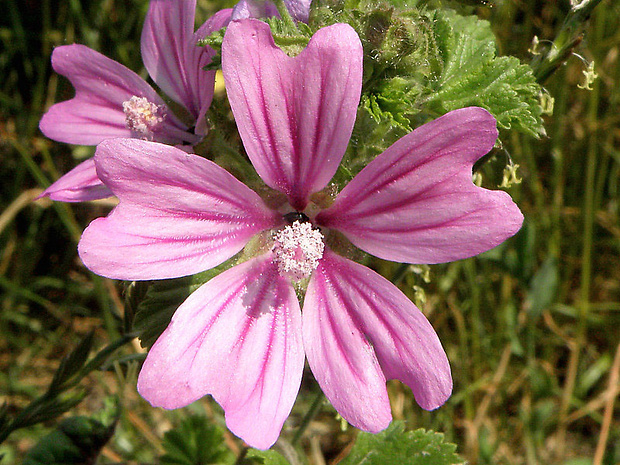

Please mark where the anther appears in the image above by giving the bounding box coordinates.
[272,220,325,282]
[122,96,165,140]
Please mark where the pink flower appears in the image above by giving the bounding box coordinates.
[77,20,523,449]
[39,0,231,202]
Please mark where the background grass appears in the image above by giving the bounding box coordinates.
[1,0,619,463]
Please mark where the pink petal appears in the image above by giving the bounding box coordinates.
[284,0,311,22]
[141,0,195,113]
[231,0,279,20]
[303,250,451,432]
[222,20,362,210]
[192,9,233,135]
[142,0,231,125]
[78,139,280,280]
[317,107,524,264]
[230,0,308,22]
[38,158,112,202]
[137,255,304,450]
[39,45,194,146]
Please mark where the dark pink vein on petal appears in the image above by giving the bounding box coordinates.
[314,264,374,383]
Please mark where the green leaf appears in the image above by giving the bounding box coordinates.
[562,459,593,465]
[199,26,226,70]
[341,103,409,182]
[22,404,118,465]
[265,16,312,56]
[2,333,142,445]
[5,389,87,438]
[339,422,463,465]
[361,80,418,130]
[425,10,544,138]
[527,257,559,318]
[504,303,524,356]
[576,353,612,397]
[123,281,149,334]
[0,403,11,446]
[160,414,234,465]
[134,264,230,349]
[80,333,137,376]
[240,449,290,465]
[323,3,544,156]
[357,8,441,131]
[47,331,95,393]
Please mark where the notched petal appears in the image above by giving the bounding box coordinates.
[318,107,524,264]
[78,139,280,280]
[303,250,451,431]
[40,44,191,146]
[222,19,363,210]
[137,255,304,450]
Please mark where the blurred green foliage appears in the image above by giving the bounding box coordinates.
[1,0,619,463]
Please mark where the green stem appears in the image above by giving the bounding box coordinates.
[92,275,121,341]
[558,6,603,450]
[234,448,249,465]
[464,259,481,381]
[11,139,83,243]
[549,68,568,260]
[533,0,604,83]
[515,132,546,225]
[272,0,297,30]
[391,263,410,285]
[0,333,135,445]
[291,390,324,446]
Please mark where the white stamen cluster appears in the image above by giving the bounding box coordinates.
[122,96,165,140]
[272,220,325,282]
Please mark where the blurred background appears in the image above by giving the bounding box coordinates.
[1,0,619,463]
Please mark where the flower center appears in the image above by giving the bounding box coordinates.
[122,96,165,140]
[272,219,325,282]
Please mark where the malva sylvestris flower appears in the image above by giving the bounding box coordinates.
[77,20,524,449]
[38,0,231,202]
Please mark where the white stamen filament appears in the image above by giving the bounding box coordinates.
[272,221,325,282]
[122,96,165,140]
